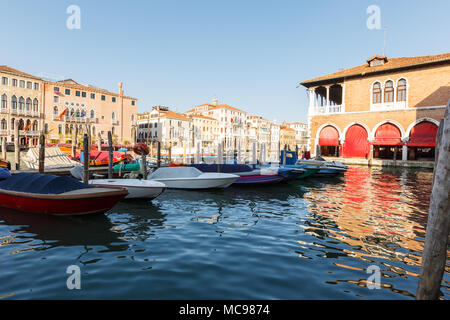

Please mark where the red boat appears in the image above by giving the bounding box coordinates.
[0,173,128,216]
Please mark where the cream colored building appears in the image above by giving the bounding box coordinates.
[0,65,44,147]
[186,97,247,152]
[43,79,138,145]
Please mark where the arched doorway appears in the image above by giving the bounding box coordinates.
[342,124,369,158]
[318,125,340,156]
[407,121,438,160]
[373,123,403,160]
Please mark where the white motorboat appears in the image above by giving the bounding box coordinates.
[88,179,167,200]
[147,167,239,189]
[296,157,348,177]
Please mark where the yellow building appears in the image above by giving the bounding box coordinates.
[0,65,44,147]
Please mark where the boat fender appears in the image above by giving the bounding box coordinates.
[133,143,150,156]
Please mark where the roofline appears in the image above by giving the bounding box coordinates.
[0,67,42,81]
[44,80,137,100]
[299,55,450,88]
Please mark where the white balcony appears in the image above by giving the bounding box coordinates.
[313,104,345,115]
[0,129,9,136]
[112,119,119,125]
[1,108,8,114]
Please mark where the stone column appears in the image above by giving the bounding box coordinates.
[402,144,408,161]
[326,86,330,113]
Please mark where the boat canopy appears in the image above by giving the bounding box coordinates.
[0,173,94,194]
[148,167,203,179]
[190,164,253,173]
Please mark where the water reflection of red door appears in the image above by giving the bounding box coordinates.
[342,124,369,158]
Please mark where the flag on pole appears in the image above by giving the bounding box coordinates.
[59,109,67,119]
[24,123,33,131]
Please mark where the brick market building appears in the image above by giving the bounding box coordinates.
[299,53,450,161]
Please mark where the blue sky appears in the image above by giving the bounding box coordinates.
[1,0,449,123]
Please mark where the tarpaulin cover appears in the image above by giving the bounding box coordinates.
[372,123,403,146]
[0,173,94,194]
[0,168,11,181]
[318,126,339,146]
[407,121,438,147]
[190,164,253,173]
[80,151,126,165]
[148,167,203,179]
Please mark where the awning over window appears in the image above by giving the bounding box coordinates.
[318,126,339,146]
[372,123,403,146]
[407,121,438,147]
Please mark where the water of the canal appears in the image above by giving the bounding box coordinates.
[0,166,448,299]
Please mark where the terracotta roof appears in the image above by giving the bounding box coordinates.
[212,104,246,113]
[45,80,137,100]
[189,114,217,121]
[0,65,42,80]
[159,110,191,121]
[300,52,450,87]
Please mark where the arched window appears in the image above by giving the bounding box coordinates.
[397,79,407,102]
[90,110,95,118]
[384,80,394,103]
[18,97,24,110]
[33,98,38,112]
[92,126,96,136]
[26,98,32,111]
[58,124,62,135]
[11,96,17,109]
[112,127,115,135]
[53,106,59,116]
[1,94,7,110]
[112,112,115,120]
[11,118,15,130]
[70,108,75,117]
[32,120,38,131]
[372,82,382,104]
[44,123,49,134]
[1,119,7,130]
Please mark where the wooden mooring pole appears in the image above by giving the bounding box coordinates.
[157,141,161,168]
[83,134,90,184]
[38,132,45,174]
[108,131,113,179]
[416,102,450,300]
[14,120,20,170]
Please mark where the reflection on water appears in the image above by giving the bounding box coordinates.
[0,166,448,299]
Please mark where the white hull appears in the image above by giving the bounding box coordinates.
[150,174,238,190]
[89,179,167,199]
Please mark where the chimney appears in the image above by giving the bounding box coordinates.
[118,82,123,96]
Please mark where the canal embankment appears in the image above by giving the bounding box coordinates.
[324,156,434,169]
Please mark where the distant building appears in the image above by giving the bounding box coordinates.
[43,80,137,145]
[287,122,308,151]
[0,65,44,147]
[300,52,450,160]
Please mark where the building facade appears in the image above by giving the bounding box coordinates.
[0,66,44,147]
[44,79,137,146]
[300,53,450,161]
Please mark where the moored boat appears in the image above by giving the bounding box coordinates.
[147,167,239,189]
[190,164,294,185]
[0,172,128,215]
[88,179,167,200]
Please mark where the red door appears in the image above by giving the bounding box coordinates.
[342,124,369,158]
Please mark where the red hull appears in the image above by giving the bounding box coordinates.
[0,190,127,216]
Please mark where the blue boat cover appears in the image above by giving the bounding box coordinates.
[0,168,11,181]
[0,173,94,194]
[190,164,253,173]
